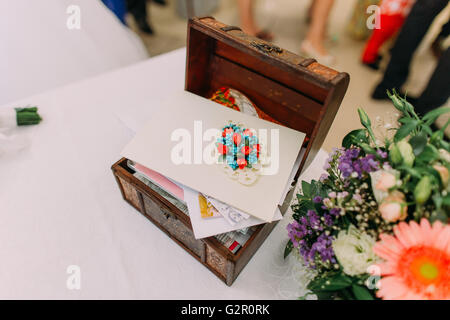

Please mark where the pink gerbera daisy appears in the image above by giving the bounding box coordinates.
[373,219,450,300]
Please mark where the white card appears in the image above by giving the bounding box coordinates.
[121,91,305,222]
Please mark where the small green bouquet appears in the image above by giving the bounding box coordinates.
[0,106,42,128]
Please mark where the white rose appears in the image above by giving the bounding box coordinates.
[332,225,378,276]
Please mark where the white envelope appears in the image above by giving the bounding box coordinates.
[121,91,305,222]
[184,186,282,239]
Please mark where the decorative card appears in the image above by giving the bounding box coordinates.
[121,91,305,222]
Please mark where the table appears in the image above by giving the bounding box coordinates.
[0,48,328,299]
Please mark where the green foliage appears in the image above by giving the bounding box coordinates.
[342,129,369,149]
[351,284,375,300]
[308,274,353,292]
[306,273,377,300]
[284,239,293,259]
[394,119,419,142]
[408,132,427,156]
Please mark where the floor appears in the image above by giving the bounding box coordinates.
[128,0,450,152]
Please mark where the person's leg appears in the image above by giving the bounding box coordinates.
[305,0,335,56]
[238,0,258,35]
[372,0,449,99]
[237,0,272,40]
[415,47,450,115]
[306,0,316,24]
[437,19,450,39]
[126,0,153,34]
[432,19,450,59]
[362,14,405,66]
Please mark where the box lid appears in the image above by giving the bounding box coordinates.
[185,17,349,182]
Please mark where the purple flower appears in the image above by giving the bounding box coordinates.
[313,196,322,203]
[359,154,379,173]
[330,208,341,217]
[323,214,334,227]
[338,148,380,179]
[377,149,388,159]
[308,233,336,264]
[287,221,305,247]
[338,148,360,178]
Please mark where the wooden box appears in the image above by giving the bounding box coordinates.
[111,17,349,286]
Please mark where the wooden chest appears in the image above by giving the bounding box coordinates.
[111,17,349,286]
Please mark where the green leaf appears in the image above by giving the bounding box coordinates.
[432,193,443,210]
[301,181,312,198]
[442,194,450,206]
[398,117,416,125]
[422,125,433,136]
[351,284,374,300]
[409,133,428,156]
[416,145,440,164]
[342,129,368,148]
[394,120,420,142]
[398,165,422,178]
[359,143,377,155]
[308,274,353,292]
[284,240,293,259]
[423,107,450,125]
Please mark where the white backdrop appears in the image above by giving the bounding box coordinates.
[0,0,148,105]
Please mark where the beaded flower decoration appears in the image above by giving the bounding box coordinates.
[216,122,266,185]
[210,88,275,186]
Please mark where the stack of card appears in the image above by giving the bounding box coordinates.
[129,160,259,253]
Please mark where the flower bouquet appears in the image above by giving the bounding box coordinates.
[285,92,450,300]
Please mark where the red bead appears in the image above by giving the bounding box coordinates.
[241,146,251,155]
[233,133,242,146]
[237,158,247,170]
[217,143,228,155]
[224,128,234,136]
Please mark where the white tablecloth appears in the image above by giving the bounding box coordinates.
[0,48,328,299]
[0,0,148,106]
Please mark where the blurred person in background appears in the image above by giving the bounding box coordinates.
[238,0,273,40]
[361,0,415,70]
[431,18,450,59]
[372,0,450,116]
[237,0,336,65]
[300,0,336,65]
[126,0,167,34]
